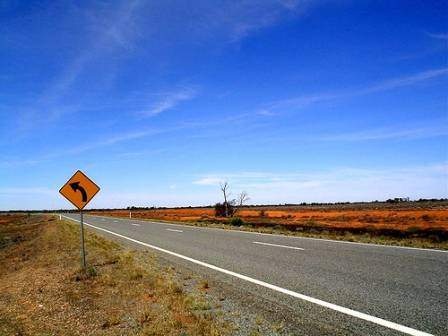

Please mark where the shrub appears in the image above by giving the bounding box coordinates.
[230,217,244,226]
[86,266,98,277]
[406,226,420,234]
[421,214,432,221]
[214,202,235,217]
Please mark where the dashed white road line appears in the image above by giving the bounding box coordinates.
[166,228,183,233]
[253,241,304,251]
[131,223,140,226]
[62,214,432,336]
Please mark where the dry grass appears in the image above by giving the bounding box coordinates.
[90,207,448,232]
[90,206,448,250]
[0,214,230,336]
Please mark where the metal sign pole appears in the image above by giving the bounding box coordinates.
[80,210,86,269]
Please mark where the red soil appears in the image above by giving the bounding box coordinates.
[90,207,448,231]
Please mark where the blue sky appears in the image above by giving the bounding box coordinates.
[1,0,447,210]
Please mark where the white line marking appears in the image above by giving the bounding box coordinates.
[253,241,304,250]
[85,214,447,254]
[131,224,140,226]
[166,228,183,233]
[62,215,432,336]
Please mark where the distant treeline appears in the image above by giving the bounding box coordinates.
[2,198,447,213]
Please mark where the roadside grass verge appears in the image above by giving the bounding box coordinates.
[0,214,231,335]
[90,214,448,250]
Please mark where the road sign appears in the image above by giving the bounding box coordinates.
[59,170,100,270]
[59,170,100,210]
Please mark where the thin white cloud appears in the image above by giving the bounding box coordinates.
[263,68,448,113]
[191,0,312,43]
[0,158,44,168]
[0,118,226,167]
[43,127,179,159]
[193,177,223,186]
[3,128,170,165]
[0,187,56,196]
[426,32,448,40]
[138,87,198,118]
[193,164,448,203]
[359,68,448,94]
[0,187,60,210]
[317,124,448,142]
[1,164,446,210]
[15,0,144,134]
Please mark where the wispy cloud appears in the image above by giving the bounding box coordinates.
[62,129,162,156]
[426,32,448,40]
[0,187,55,196]
[2,128,169,165]
[138,87,198,118]
[1,117,226,167]
[193,177,223,186]
[115,148,166,159]
[15,0,144,135]
[263,68,448,113]
[225,3,297,42]
[193,164,448,203]
[0,158,45,168]
[359,68,448,94]
[317,124,448,142]
[10,122,196,164]
[189,0,312,43]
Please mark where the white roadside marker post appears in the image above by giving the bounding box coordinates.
[130,211,132,219]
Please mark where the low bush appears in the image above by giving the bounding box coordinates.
[230,217,244,226]
[214,202,235,217]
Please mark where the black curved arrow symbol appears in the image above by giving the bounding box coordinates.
[70,182,87,202]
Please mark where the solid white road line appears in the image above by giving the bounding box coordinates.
[62,215,432,336]
[166,228,183,233]
[253,241,304,250]
[85,214,447,254]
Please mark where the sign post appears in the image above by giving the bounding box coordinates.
[80,210,86,268]
[59,170,100,269]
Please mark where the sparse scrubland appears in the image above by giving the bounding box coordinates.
[0,214,232,335]
[90,201,448,250]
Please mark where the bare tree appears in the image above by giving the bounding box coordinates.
[234,191,249,215]
[220,181,230,217]
[237,191,250,207]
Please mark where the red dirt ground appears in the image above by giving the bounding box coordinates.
[90,207,448,231]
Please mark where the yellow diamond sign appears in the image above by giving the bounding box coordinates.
[59,170,100,210]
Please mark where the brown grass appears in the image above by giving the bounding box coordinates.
[90,207,448,231]
[89,206,448,249]
[0,214,230,335]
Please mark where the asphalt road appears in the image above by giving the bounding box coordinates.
[62,214,447,336]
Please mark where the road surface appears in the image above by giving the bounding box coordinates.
[62,213,447,336]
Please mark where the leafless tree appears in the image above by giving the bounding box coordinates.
[234,191,249,215]
[237,191,249,207]
[220,181,230,217]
